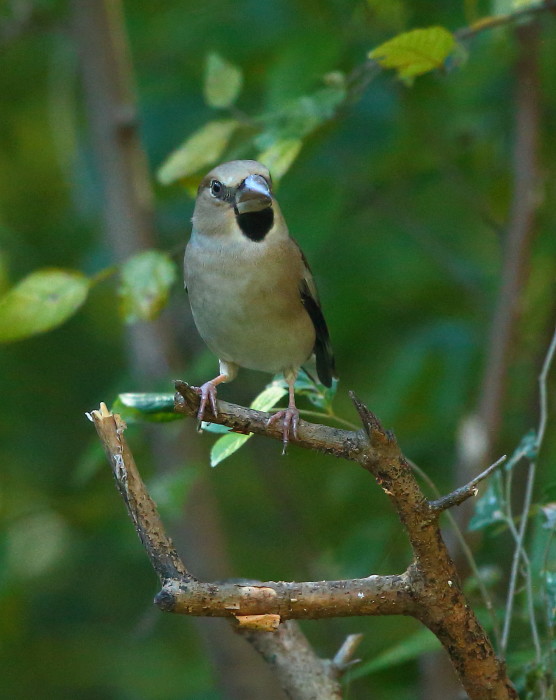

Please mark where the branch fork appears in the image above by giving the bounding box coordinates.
[89,384,517,699]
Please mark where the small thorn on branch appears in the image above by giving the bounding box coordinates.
[428,454,507,514]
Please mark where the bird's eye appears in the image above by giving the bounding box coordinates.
[210,180,223,198]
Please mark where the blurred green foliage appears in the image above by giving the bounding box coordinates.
[1,0,556,698]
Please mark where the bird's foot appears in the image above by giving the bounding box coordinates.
[267,406,299,454]
[191,381,219,422]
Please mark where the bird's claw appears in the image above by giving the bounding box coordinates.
[267,407,299,454]
[192,381,219,423]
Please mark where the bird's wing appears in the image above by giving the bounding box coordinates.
[295,244,336,387]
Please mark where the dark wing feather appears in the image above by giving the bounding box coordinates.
[296,247,335,387]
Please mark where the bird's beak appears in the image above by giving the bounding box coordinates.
[235,175,272,215]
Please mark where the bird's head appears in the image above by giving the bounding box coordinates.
[192,160,281,242]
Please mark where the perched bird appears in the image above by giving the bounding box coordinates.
[184,160,335,450]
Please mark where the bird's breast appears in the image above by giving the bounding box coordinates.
[184,236,315,374]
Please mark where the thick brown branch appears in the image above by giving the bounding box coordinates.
[88,403,190,582]
[174,380,366,460]
[156,574,415,619]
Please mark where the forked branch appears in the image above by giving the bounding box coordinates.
[89,385,517,700]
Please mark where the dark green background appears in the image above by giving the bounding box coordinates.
[1,1,555,698]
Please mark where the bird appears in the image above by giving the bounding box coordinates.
[184,159,335,450]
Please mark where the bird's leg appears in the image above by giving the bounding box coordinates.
[192,360,238,423]
[267,371,299,453]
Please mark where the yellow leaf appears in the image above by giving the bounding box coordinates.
[369,26,456,80]
[257,139,303,181]
[157,119,240,185]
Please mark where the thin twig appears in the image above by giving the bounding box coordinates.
[455,0,556,42]
[429,455,507,514]
[500,463,539,656]
[331,634,364,675]
[500,325,556,656]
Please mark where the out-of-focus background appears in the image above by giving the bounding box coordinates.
[1,1,555,698]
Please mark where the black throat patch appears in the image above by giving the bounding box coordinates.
[235,208,274,242]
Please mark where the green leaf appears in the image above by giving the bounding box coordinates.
[210,432,252,467]
[293,373,338,411]
[468,480,505,531]
[255,84,346,151]
[210,380,288,466]
[119,250,177,323]
[348,628,441,679]
[113,392,182,423]
[157,119,241,186]
[203,52,243,109]
[369,26,456,80]
[504,429,538,469]
[0,269,90,343]
[257,138,303,181]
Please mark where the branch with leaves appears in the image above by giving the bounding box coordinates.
[90,383,518,700]
[1,1,555,344]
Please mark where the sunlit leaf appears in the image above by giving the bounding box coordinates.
[250,382,289,411]
[348,628,440,679]
[257,138,303,181]
[0,269,90,343]
[157,119,241,186]
[113,392,181,423]
[119,250,177,323]
[468,480,505,531]
[203,52,243,109]
[210,432,252,467]
[210,381,288,466]
[369,26,456,80]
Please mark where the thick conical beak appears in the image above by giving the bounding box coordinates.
[235,175,272,214]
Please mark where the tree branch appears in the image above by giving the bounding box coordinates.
[90,382,518,699]
[429,454,507,514]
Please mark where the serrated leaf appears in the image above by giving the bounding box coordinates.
[0,269,90,343]
[210,381,288,466]
[369,26,456,80]
[157,119,240,186]
[468,480,505,531]
[113,393,182,423]
[203,52,243,109]
[119,250,177,323]
[257,138,303,181]
[348,628,440,679]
